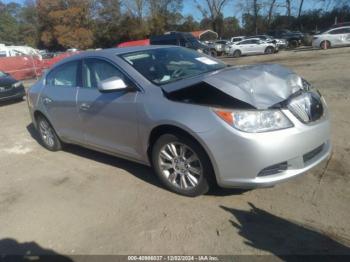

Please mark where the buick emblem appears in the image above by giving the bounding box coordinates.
[288,92,323,123]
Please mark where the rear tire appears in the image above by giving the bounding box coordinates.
[210,50,217,57]
[232,50,241,58]
[36,115,62,151]
[320,41,331,50]
[152,134,213,197]
[289,40,298,49]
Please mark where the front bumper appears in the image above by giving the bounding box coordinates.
[0,86,25,102]
[197,109,331,188]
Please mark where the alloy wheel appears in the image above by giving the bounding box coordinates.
[39,119,55,147]
[158,142,203,190]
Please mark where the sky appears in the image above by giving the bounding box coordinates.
[2,0,332,21]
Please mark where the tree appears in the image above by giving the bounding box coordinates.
[124,0,145,21]
[147,0,183,35]
[0,1,20,45]
[196,0,230,35]
[37,0,94,50]
[19,0,40,47]
[266,0,277,27]
[92,0,123,47]
[221,16,240,38]
[178,16,200,32]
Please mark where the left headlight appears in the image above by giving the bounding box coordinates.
[214,109,293,133]
[12,81,22,88]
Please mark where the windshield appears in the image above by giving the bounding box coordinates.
[121,47,226,85]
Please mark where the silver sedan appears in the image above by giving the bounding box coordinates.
[27,46,331,196]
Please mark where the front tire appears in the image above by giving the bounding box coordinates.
[152,134,213,197]
[320,41,331,49]
[232,50,241,58]
[265,46,274,54]
[36,115,62,151]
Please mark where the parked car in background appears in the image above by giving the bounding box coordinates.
[230,36,246,43]
[27,46,331,197]
[0,70,25,102]
[267,29,304,48]
[330,22,350,29]
[209,40,231,56]
[150,32,217,56]
[312,26,350,49]
[246,35,288,49]
[225,38,277,57]
[0,44,42,58]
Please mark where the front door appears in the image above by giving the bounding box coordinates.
[77,58,140,160]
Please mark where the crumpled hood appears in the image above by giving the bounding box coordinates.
[203,64,301,109]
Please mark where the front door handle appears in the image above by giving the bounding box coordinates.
[80,103,91,111]
[42,97,52,104]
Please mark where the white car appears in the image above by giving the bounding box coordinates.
[225,38,277,57]
[230,36,246,43]
[312,26,350,49]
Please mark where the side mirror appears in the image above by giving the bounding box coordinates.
[98,76,129,92]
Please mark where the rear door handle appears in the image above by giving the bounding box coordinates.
[80,103,91,111]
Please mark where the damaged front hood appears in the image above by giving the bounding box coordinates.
[203,64,301,109]
[163,64,304,109]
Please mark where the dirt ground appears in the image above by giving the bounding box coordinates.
[0,47,349,257]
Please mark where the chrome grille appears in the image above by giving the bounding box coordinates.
[288,91,324,123]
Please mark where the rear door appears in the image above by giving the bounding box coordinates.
[250,40,264,53]
[236,40,252,54]
[344,27,350,44]
[77,58,140,159]
[42,60,83,142]
[328,28,347,46]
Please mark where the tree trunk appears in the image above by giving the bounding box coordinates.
[298,0,304,30]
[268,0,277,27]
[286,0,291,26]
[253,0,258,35]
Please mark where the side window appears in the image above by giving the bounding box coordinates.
[179,36,188,47]
[329,29,345,34]
[82,58,126,89]
[47,61,79,87]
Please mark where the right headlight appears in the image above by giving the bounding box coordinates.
[214,109,293,133]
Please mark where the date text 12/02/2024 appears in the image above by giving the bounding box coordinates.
[127,256,219,261]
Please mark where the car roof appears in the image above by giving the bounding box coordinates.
[241,38,260,41]
[329,26,350,30]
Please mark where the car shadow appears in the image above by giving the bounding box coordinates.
[0,238,73,261]
[26,123,250,196]
[26,123,164,191]
[220,203,350,257]
[207,187,251,197]
[0,98,24,107]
